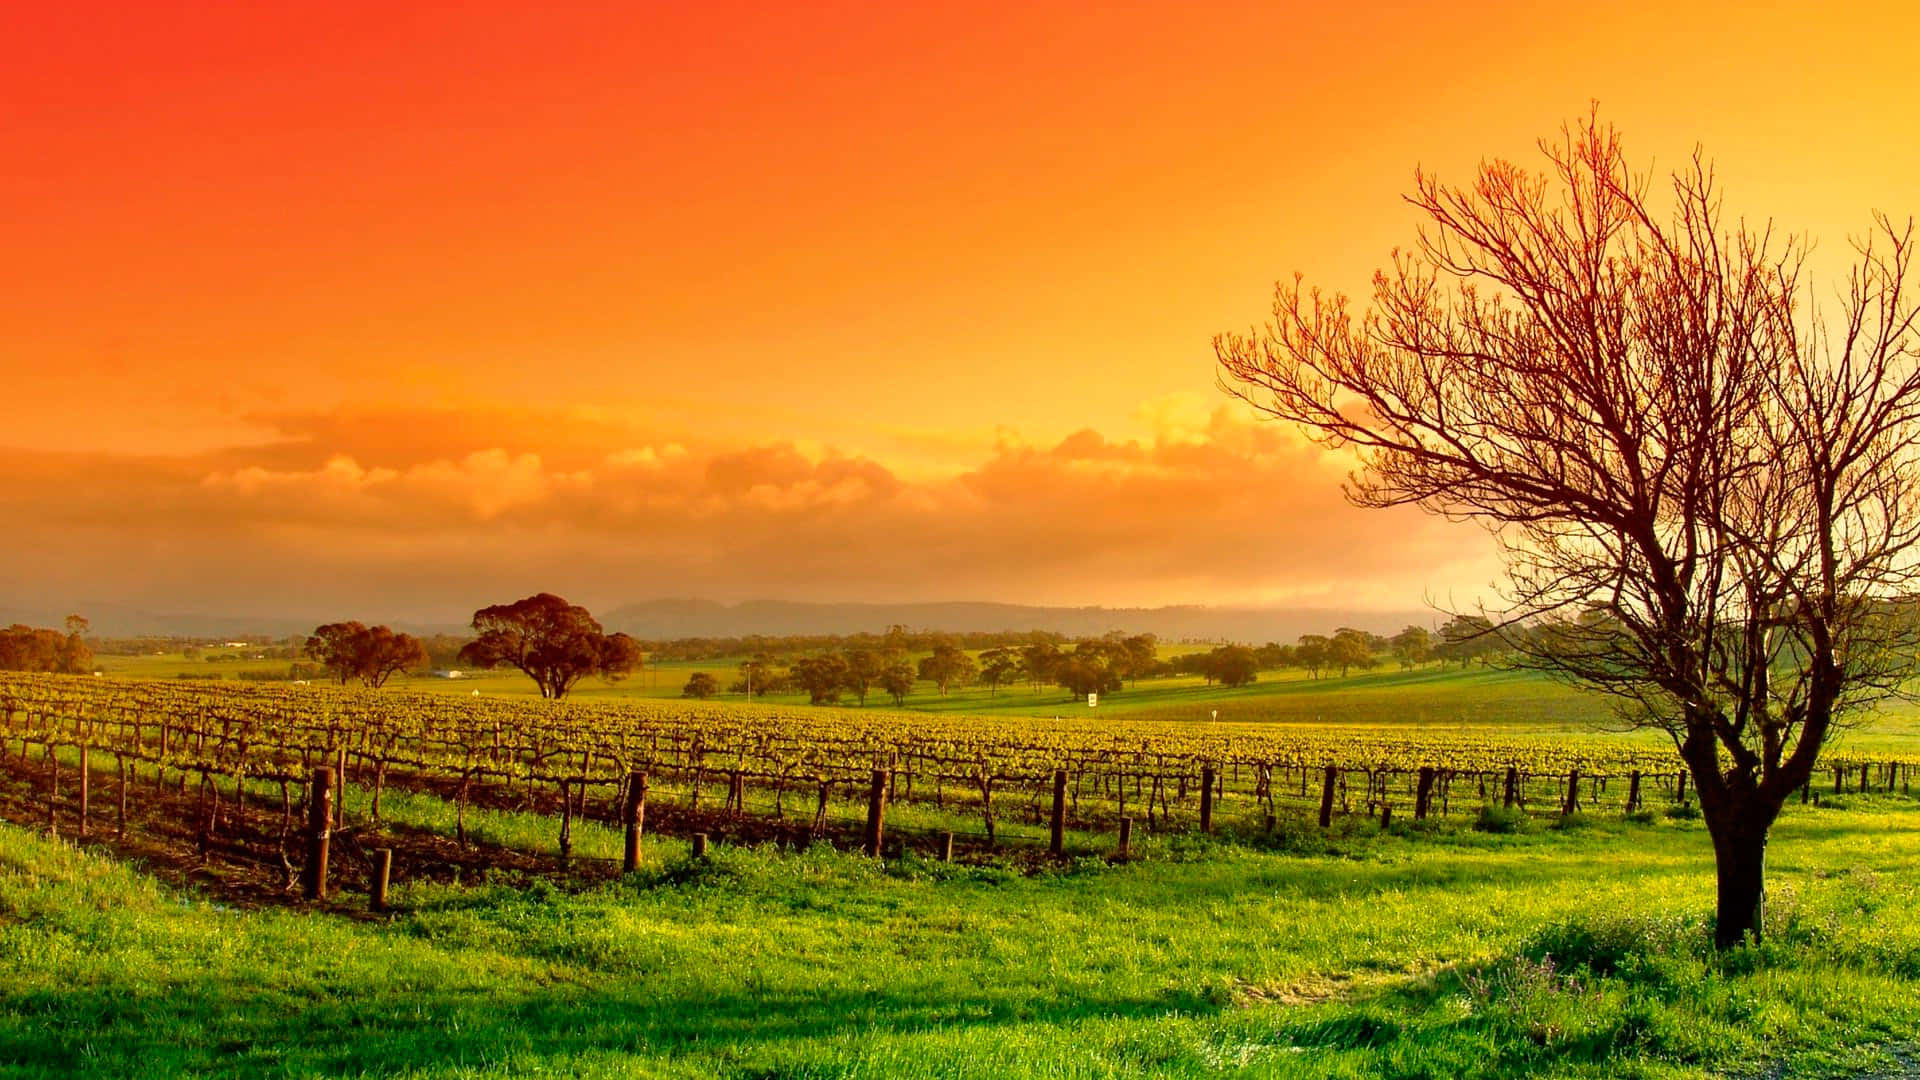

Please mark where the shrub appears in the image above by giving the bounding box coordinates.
[1522,912,1706,975]
[1475,803,1533,833]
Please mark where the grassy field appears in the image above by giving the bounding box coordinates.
[12,654,1920,1076]
[2,790,1917,1078]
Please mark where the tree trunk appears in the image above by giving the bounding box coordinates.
[1708,819,1769,949]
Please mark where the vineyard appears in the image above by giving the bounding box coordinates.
[3,673,1916,904]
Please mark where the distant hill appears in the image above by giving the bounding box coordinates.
[1,597,1437,644]
[0,604,465,641]
[600,598,1436,644]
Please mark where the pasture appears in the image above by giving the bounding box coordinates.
[1,786,1916,1078]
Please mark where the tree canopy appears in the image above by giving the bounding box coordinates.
[0,619,91,675]
[457,594,642,699]
[304,622,429,688]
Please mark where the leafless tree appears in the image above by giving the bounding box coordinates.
[1215,114,1920,947]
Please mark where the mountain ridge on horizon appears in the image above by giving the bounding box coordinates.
[598,597,1438,643]
[3,597,1441,644]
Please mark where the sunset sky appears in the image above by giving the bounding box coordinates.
[7,1,1920,623]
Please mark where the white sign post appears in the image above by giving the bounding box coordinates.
[1087,692,1098,708]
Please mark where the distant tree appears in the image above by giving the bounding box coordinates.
[682,671,721,699]
[841,648,882,706]
[1020,637,1061,689]
[1254,641,1294,670]
[456,593,641,699]
[791,653,851,705]
[305,622,371,685]
[304,622,429,687]
[1118,633,1158,686]
[1053,653,1122,698]
[1294,634,1330,679]
[1328,628,1378,677]
[977,646,1021,696]
[1432,615,1501,669]
[729,653,789,697]
[60,615,91,674]
[1207,644,1260,688]
[354,625,431,687]
[1390,626,1432,671]
[879,657,917,706]
[917,641,977,696]
[0,624,89,674]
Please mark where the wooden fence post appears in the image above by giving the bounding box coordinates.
[44,745,58,835]
[1627,771,1643,814]
[1117,816,1133,859]
[1050,769,1068,855]
[1380,804,1393,830]
[1563,769,1581,816]
[117,755,129,839]
[558,779,574,860]
[1199,764,1215,834]
[691,832,709,859]
[1834,765,1845,794]
[334,746,346,829]
[1414,766,1436,820]
[77,746,90,837]
[1319,765,1337,829]
[371,848,392,912]
[1503,767,1519,810]
[939,831,954,861]
[864,768,887,858]
[623,770,647,872]
[1677,769,1689,806]
[303,766,333,901]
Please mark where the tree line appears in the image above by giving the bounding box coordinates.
[0,617,92,676]
[33,594,1505,704]
[644,626,1070,663]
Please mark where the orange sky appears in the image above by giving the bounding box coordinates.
[6,1,1920,622]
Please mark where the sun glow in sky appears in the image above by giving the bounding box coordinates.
[7,1,1920,621]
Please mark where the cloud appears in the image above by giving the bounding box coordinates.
[0,404,1497,619]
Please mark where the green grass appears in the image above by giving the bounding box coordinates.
[3,792,1917,1077]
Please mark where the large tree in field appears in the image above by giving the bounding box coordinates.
[1216,116,1920,948]
[977,646,1022,696]
[841,648,883,706]
[305,622,430,687]
[1390,625,1432,671]
[457,594,642,699]
[918,641,977,696]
